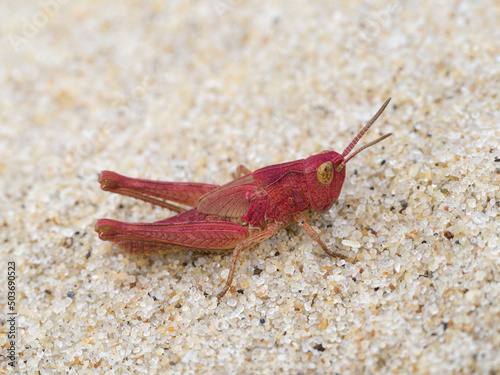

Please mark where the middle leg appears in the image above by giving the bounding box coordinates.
[234,164,253,178]
[216,223,282,299]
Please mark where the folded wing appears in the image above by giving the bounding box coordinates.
[197,174,259,217]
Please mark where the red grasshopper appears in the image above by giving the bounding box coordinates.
[96,98,392,299]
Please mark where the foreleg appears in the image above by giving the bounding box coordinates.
[294,213,346,259]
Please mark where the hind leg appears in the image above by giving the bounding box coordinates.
[98,170,219,211]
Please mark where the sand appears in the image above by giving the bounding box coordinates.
[1,1,500,373]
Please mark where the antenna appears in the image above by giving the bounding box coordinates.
[336,98,392,172]
[342,97,391,157]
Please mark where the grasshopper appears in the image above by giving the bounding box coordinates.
[96,98,392,299]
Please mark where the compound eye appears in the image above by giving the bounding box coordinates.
[317,161,334,185]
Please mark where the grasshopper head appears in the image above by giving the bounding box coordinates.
[305,98,392,212]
